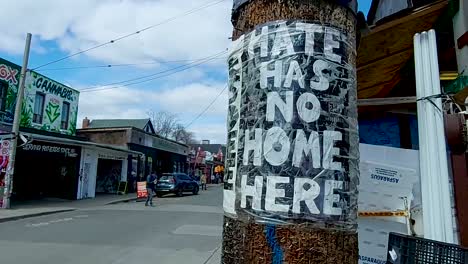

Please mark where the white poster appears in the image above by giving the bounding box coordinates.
[358,144,421,264]
[223,20,359,229]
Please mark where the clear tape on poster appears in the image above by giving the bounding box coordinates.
[223,20,359,231]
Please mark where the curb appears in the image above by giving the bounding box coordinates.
[0,209,76,224]
[204,245,222,264]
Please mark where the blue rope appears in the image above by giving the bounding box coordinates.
[264,224,284,264]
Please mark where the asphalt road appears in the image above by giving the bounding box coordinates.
[0,185,223,264]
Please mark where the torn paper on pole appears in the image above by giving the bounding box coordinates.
[223,20,359,230]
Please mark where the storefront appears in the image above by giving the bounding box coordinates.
[0,57,82,206]
[127,144,187,178]
[6,132,142,201]
[13,140,81,201]
[79,146,141,199]
[77,120,189,182]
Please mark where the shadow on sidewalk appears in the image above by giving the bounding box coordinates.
[1,193,137,223]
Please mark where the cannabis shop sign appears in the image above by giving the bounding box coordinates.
[22,72,79,135]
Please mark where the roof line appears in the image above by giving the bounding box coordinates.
[367,0,448,35]
[22,132,142,155]
[78,126,188,147]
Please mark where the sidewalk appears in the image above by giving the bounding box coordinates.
[0,193,137,223]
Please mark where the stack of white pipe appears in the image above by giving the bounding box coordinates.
[414,30,455,243]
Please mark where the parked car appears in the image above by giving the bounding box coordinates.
[155,173,199,197]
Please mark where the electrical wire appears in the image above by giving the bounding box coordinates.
[31,0,227,70]
[81,50,226,90]
[80,50,227,92]
[37,57,227,71]
[184,84,228,129]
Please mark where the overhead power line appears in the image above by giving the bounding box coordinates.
[31,0,227,70]
[37,57,227,71]
[80,50,227,92]
[184,84,228,129]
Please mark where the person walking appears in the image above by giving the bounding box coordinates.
[145,171,157,206]
[201,173,207,190]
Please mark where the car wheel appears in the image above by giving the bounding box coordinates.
[176,189,183,197]
[156,192,163,197]
[193,186,199,195]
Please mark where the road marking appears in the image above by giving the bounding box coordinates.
[73,215,89,218]
[49,217,73,223]
[26,215,86,228]
[28,222,50,227]
[173,225,222,237]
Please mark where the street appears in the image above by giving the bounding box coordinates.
[0,186,223,264]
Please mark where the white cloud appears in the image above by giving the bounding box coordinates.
[154,83,228,116]
[2,0,232,143]
[77,87,148,124]
[1,0,232,64]
[0,0,96,54]
[77,83,228,143]
[190,123,227,144]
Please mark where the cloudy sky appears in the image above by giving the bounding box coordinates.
[0,0,372,144]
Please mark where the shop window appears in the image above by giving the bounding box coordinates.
[0,81,7,112]
[61,102,70,130]
[33,92,45,124]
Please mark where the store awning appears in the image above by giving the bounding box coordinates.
[357,0,449,99]
[21,132,143,156]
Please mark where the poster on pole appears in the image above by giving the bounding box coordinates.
[223,20,358,230]
[0,138,11,209]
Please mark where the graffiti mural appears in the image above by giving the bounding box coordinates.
[0,65,19,85]
[0,57,79,136]
[0,59,21,125]
[80,163,90,199]
[22,71,79,135]
[96,159,123,194]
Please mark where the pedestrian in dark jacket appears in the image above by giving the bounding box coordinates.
[145,171,157,206]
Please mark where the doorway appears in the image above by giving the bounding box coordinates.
[13,142,80,200]
[95,159,123,194]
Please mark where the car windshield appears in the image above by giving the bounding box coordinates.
[159,175,174,182]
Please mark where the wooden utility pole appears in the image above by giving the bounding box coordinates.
[222,0,359,263]
[2,33,31,209]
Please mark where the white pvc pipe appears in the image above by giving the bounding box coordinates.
[421,32,443,240]
[414,33,433,239]
[428,29,454,243]
[414,30,455,243]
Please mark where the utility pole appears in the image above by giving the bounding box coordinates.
[2,33,32,209]
[222,1,358,263]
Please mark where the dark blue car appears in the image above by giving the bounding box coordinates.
[155,173,199,197]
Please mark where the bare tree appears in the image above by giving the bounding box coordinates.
[147,110,196,144]
[147,110,178,138]
[173,124,196,144]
